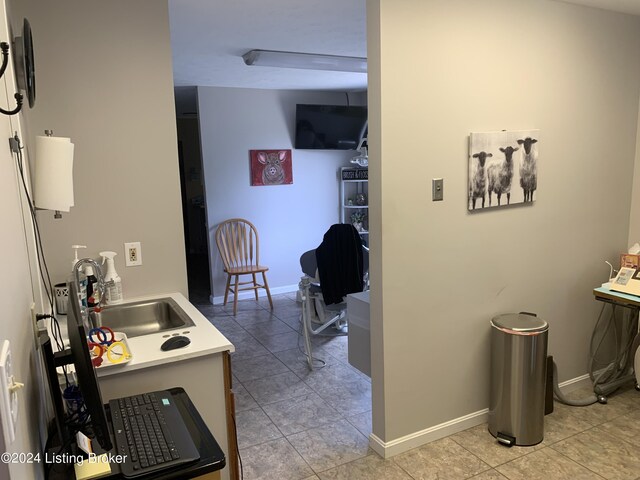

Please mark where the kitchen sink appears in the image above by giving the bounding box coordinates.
[92,297,194,338]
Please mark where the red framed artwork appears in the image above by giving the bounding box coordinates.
[249,149,293,186]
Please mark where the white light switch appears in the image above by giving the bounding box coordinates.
[0,341,19,445]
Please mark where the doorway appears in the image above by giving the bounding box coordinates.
[175,87,211,304]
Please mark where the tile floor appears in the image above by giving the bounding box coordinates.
[196,293,640,480]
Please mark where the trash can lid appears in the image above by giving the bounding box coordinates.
[491,313,548,333]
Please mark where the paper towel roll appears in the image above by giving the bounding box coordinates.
[34,135,75,212]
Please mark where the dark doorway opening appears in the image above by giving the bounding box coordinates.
[176,105,211,305]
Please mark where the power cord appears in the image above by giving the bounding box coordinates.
[231,411,243,480]
[554,303,638,406]
[12,133,71,388]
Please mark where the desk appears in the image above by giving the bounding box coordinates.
[593,286,640,310]
[592,287,640,399]
[49,388,225,480]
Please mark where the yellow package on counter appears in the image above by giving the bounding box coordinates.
[73,454,112,480]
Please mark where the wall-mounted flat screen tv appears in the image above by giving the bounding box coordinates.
[295,104,367,150]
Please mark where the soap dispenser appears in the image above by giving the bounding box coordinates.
[100,251,123,304]
[70,245,86,271]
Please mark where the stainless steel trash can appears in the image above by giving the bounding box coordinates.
[489,312,548,447]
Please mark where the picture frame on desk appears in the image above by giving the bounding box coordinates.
[620,254,640,269]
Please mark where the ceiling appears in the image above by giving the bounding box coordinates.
[169,0,367,93]
[169,0,640,114]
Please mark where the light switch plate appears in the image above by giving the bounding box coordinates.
[0,341,16,445]
[432,178,444,201]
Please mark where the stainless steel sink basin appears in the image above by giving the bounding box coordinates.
[92,298,195,338]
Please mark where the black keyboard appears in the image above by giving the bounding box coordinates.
[109,391,200,478]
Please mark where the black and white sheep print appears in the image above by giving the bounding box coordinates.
[468,129,539,211]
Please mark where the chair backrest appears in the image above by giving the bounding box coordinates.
[300,224,370,304]
[300,246,369,281]
[215,218,261,270]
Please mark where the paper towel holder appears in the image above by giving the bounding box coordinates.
[34,130,75,219]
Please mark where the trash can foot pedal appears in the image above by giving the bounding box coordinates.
[496,432,515,447]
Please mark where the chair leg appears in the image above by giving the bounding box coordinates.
[261,271,273,311]
[233,275,240,316]
[223,274,231,306]
[251,273,259,301]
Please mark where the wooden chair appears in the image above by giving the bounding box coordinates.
[214,218,273,315]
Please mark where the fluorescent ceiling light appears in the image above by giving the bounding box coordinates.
[242,49,367,73]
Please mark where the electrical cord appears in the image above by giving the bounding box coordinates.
[554,303,638,406]
[12,134,71,388]
[591,306,636,390]
[230,411,243,480]
[14,136,55,308]
[0,42,9,79]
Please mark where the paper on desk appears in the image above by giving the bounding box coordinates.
[629,243,640,255]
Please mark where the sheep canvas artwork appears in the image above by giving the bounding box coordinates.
[250,149,293,186]
[468,130,539,210]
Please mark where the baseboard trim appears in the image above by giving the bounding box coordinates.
[369,372,593,458]
[210,284,299,305]
[369,408,489,458]
[558,373,592,393]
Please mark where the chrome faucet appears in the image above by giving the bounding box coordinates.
[72,258,108,328]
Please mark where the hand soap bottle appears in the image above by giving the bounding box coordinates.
[100,251,123,304]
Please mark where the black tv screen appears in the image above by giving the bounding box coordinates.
[295,104,367,150]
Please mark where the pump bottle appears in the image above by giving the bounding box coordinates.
[100,251,123,304]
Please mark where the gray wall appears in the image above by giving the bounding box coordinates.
[628,98,640,246]
[197,87,366,302]
[368,0,640,443]
[1,1,49,477]
[18,0,188,298]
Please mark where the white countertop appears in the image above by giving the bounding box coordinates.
[55,292,234,378]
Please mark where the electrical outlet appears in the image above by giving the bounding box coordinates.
[124,242,142,267]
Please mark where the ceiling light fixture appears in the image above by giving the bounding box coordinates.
[242,49,367,73]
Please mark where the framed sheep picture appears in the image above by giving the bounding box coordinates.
[250,149,293,186]
[468,129,539,211]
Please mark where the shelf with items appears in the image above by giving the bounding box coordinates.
[340,167,368,240]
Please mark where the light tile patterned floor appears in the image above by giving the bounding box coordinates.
[197,294,640,480]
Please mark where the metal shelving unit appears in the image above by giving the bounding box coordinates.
[340,167,369,238]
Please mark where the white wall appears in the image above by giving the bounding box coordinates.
[197,87,366,302]
[368,0,640,448]
[17,0,188,298]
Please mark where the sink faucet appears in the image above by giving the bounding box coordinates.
[72,258,109,328]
